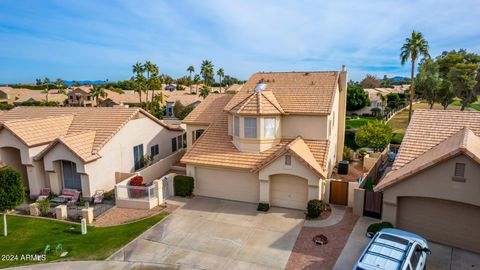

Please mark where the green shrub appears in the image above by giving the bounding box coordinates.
[367,221,394,236]
[257,203,270,212]
[174,175,194,196]
[343,146,353,161]
[390,133,405,144]
[37,198,50,216]
[345,125,352,130]
[307,199,324,218]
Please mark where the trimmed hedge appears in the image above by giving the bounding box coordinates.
[307,199,324,218]
[257,203,270,212]
[367,221,394,235]
[174,175,194,196]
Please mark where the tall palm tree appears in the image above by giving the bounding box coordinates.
[200,60,214,85]
[401,31,430,123]
[55,78,64,88]
[199,85,210,99]
[90,85,107,106]
[217,68,224,92]
[132,62,145,107]
[193,74,201,94]
[376,93,387,117]
[187,65,195,86]
[43,77,51,102]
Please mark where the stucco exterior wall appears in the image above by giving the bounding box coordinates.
[281,115,328,140]
[326,87,340,175]
[381,154,480,225]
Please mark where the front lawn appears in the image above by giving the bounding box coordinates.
[346,117,375,129]
[0,213,168,268]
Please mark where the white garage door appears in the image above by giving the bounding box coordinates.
[195,167,259,203]
[270,174,308,210]
[397,197,480,253]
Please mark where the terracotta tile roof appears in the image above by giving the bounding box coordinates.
[0,107,180,162]
[224,72,339,115]
[182,93,234,125]
[2,115,73,146]
[36,131,100,162]
[392,110,480,170]
[375,127,480,191]
[229,90,284,115]
[0,87,68,104]
[165,91,202,106]
[252,137,328,177]
[181,114,329,173]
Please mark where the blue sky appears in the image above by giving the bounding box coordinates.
[1,0,479,84]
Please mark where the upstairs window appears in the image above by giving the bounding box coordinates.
[150,144,159,156]
[171,138,177,152]
[234,116,240,136]
[264,118,276,138]
[244,117,257,138]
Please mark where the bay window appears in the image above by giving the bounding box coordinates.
[264,117,276,138]
[244,117,257,138]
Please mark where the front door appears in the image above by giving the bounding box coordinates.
[62,160,82,191]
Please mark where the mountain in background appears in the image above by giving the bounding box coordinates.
[63,80,106,86]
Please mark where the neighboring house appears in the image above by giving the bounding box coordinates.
[375,110,480,253]
[67,86,96,107]
[349,85,408,116]
[0,107,184,199]
[98,90,140,107]
[0,87,68,105]
[181,68,348,210]
[164,91,202,118]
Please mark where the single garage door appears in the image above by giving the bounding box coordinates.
[397,197,480,253]
[195,167,259,203]
[270,174,308,210]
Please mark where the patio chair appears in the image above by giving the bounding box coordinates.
[37,188,51,201]
[93,190,104,205]
[67,190,80,206]
[58,188,77,201]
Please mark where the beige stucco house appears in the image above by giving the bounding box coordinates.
[375,110,480,253]
[181,68,347,210]
[67,86,96,107]
[0,107,184,199]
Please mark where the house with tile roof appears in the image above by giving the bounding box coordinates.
[0,107,184,199]
[348,85,409,116]
[374,109,480,253]
[181,67,348,210]
[0,87,68,105]
[67,86,96,107]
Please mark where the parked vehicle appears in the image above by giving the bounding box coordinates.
[354,228,431,270]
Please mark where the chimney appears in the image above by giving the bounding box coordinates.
[336,65,348,164]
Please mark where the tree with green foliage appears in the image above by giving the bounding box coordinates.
[0,167,25,236]
[55,78,65,88]
[347,84,370,111]
[132,62,146,106]
[43,77,51,102]
[217,68,224,92]
[200,60,214,85]
[177,104,196,120]
[90,85,107,106]
[380,75,393,88]
[173,100,185,117]
[386,93,401,110]
[199,85,210,99]
[437,80,455,109]
[355,120,393,150]
[360,74,381,89]
[187,65,195,86]
[415,59,441,109]
[400,30,430,123]
[193,74,201,94]
[448,63,478,110]
[376,93,387,115]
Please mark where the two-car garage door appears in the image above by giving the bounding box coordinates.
[397,197,480,253]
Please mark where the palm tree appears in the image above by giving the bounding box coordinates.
[55,78,64,88]
[90,85,107,106]
[200,60,214,85]
[132,62,146,107]
[199,85,210,99]
[401,31,430,123]
[217,68,224,92]
[43,77,51,102]
[187,65,195,86]
[376,93,387,117]
[193,74,201,94]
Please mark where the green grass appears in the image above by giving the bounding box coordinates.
[0,213,168,268]
[346,117,375,129]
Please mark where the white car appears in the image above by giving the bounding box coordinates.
[354,228,431,270]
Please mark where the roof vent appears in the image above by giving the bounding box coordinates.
[255,83,267,92]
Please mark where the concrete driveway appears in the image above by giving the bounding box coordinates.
[109,196,304,270]
[334,217,480,270]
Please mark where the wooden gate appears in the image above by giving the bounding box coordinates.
[330,181,348,205]
[364,190,383,218]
